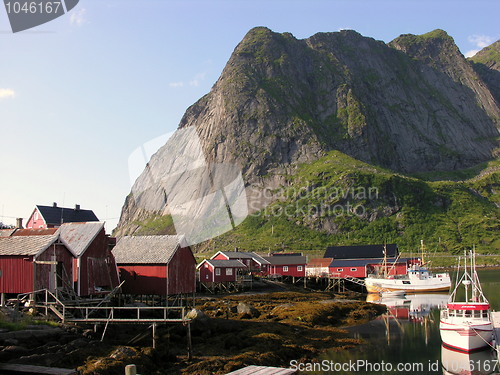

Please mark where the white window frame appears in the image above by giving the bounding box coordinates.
[226,268,233,276]
[337,268,343,272]
[297,266,303,272]
[283,266,289,272]
[215,268,221,276]
[350,268,357,271]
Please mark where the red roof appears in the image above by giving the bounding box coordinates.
[12,228,58,236]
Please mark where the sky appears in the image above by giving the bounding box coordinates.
[0,0,498,232]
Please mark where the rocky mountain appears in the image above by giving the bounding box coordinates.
[469,40,500,104]
[115,28,499,248]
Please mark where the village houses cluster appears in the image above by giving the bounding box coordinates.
[0,203,416,303]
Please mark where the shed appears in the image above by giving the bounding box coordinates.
[112,235,196,296]
[212,251,270,273]
[329,257,409,278]
[0,234,73,295]
[59,222,119,296]
[197,259,246,283]
[26,202,99,229]
[263,255,307,277]
[306,258,333,277]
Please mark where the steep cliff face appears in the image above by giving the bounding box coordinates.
[115,27,499,237]
[469,40,500,104]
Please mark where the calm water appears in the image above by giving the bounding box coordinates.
[306,269,500,375]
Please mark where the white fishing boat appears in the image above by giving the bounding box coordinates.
[365,241,451,293]
[440,250,494,353]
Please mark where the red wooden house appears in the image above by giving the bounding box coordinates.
[0,234,73,295]
[112,235,196,296]
[26,202,99,229]
[263,254,307,278]
[211,251,270,274]
[325,244,412,278]
[59,222,119,296]
[197,259,246,283]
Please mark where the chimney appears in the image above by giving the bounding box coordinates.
[16,218,23,229]
[53,202,57,208]
[75,204,80,211]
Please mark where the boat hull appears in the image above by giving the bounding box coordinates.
[365,278,451,293]
[440,321,493,353]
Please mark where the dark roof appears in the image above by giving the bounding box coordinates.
[201,259,247,268]
[216,251,271,265]
[269,252,303,257]
[36,205,99,226]
[263,256,307,265]
[324,244,398,259]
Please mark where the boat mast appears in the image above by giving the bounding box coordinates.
[420,240,425,266]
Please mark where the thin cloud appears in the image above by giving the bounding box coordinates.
[0,88,15,99]
[70,8,86,26]
[169,82,184,88]
[468,34,494,49]
[465,34,496,56]
[170,72,206,89]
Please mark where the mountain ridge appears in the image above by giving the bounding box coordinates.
[115,27,500,251]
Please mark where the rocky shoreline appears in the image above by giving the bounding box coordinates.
[0,291,386,374]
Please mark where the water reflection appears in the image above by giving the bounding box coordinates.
[441,345,497,375]
[311,271,500,375]
[367,293,449,322]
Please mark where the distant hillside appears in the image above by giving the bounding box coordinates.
[115,28,499,254]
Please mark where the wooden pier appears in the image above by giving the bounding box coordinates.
[226,365,297,374]
[0,363,77,374]
[492,311,500,358]
[15,288,193,352]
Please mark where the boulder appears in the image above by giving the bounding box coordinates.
[237,302,260,318]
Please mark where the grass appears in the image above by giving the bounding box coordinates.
[199,150,499,255]
[129,149,499,258]
[0,310,59,331]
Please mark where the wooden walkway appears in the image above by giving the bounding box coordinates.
[226,365,297,374]
[0,363,77,374]
[492,311,500,357]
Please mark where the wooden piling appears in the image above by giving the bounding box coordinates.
[152,323,157,349]
[125,364,137,375]
[187,321,192,360]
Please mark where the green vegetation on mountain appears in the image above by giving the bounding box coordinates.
[115,28,499,257]
[198,151,499,255]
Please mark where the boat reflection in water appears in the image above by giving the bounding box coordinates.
[441,345,498,375]
[367,293,449,322]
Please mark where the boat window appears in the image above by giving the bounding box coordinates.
[474,311,481,318]
[402,281,410,284]
[465,310,472,317]
[483,311,488,318]
[449,310,455,317]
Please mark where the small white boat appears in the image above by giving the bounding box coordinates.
[365,241,451,293]
[440,250,494,353]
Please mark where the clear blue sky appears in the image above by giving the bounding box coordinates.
[0,0,498,232]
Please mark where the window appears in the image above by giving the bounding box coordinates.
[350,268,357,271]
[215,268,221,276]
[226,268,233,276]
[337,268,343,272]
[283,266,289,272]
[297,266,303,272]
